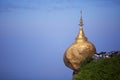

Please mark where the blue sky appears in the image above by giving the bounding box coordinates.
[0,0,120,80]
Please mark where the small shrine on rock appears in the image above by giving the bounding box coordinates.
[63,11,96,80]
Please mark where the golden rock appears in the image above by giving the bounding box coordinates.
[63,12,96,71]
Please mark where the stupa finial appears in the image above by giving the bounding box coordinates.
[75,11,87,42]
[80,10,83,26]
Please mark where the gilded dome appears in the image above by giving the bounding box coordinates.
[63,12,96,70]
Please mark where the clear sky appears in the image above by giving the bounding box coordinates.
[0,0,120,80]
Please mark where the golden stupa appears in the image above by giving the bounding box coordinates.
[63,11,96,71]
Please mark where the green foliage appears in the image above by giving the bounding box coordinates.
[74,56,120,80]
[79,56,93,70]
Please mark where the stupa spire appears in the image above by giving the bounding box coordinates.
[75,11,87,42]
[80,11,83,26]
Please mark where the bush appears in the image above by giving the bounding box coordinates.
[74,56,120,80]
[79,56,93,70]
